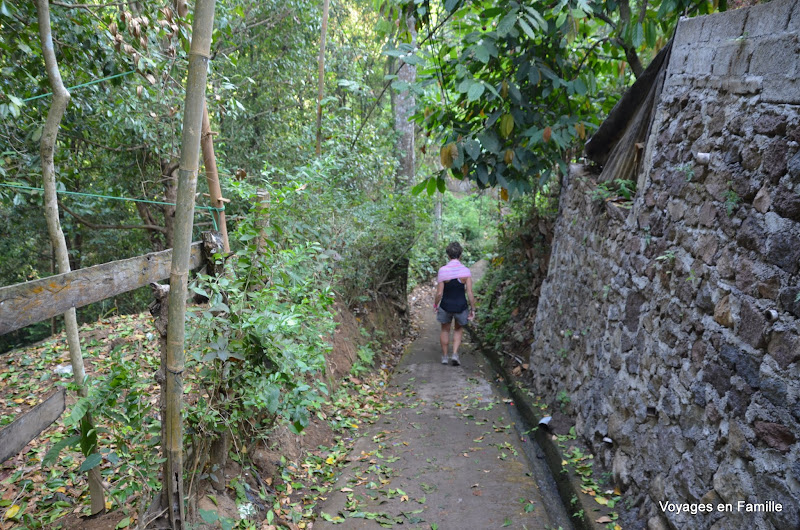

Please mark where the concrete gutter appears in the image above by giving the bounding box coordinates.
[469,327,606,530]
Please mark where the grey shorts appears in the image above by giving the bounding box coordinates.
[437,307,469,326]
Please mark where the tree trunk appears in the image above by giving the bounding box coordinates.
[34,0,105,515]
[434,194,442,242]
[201,102,230,252]
[161,161,179,249]
[163,0,216,527]
[137,201,166,251]
[50,240,57,335]
[394,15,416,187]
[386,14,417,311]
[315,0,330,157]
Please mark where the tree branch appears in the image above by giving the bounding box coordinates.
[62,132,147,152]
[247,9,291,30]
[572,37,610,79]
[592,8,643,78]
[349,4,460,149]
[60,200,167,233]
[638,0,650,23]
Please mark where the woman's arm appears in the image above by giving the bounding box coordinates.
[433,282,444,312]
[465,277,477,317]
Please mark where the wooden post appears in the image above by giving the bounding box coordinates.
[149,280,170,508]
[34,0,104,514]
[163,0,216,526]
[201,231,225,276]
[201,102,230,252]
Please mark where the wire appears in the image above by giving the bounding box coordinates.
[0,182,223,212]
[2,182,223,230]
[21,70,137,103]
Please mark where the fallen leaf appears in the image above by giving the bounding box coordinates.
[4,505,20,519]
[472,490,482,496]
[596,516,613,523]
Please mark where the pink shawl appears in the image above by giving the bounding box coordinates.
[437,259,471,283]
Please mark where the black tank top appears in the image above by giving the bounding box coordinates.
[441,279,468,313]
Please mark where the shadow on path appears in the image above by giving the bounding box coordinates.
[315,262,571,530]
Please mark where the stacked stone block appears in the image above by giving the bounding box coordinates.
[530,1,800,528]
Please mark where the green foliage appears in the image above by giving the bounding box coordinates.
[183,150,421,449]
[556,389,571,410]
[185,187,337,442]
[1,0,401,351]
[352,343,376,375]
[724,188,741,216]
[42,342,164,514]
[590,178,636,202]
[387,0,720,195]
[476,190,558,350]
[409,191,498,285]
[673,162,695,182]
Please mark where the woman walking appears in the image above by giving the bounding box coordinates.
[433,241,476,366]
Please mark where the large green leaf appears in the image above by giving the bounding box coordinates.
[426,177,437,196]
[632,23,644,48]
[42,435,81,467]
[478,131,500,153]
[467,82,485,102]
[473,44,490,64]
[464,138,481,160]
[496,11,518,37]
[78,453,103,473]
[518,18,536,40]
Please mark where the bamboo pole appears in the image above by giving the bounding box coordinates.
[163,0,216,526]
[315,0,330,157]
[201,102,229,252]
[34,0,105,515]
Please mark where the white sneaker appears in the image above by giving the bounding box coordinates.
[450,354,460,366]
[441,356,449,365]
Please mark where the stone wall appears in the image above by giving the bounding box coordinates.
[529,2,800,529]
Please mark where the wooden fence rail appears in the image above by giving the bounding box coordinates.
[0,388,65,464]
[0,237,219,464]
[0,242,203,336]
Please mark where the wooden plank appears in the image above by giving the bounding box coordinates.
[0,242,203,335]
[0,388,65,464]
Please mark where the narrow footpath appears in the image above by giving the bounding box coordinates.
[315,265,571,530]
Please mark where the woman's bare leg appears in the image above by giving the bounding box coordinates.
[452,320,463,361]
[440,322,451,359]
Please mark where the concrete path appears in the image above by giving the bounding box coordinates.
[315,270,571,530]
